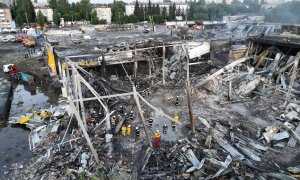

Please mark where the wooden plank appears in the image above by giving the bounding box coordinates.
[69,100,100,163]
[285,52,300,104]
[71,92,134,102]
[133,86,153,148]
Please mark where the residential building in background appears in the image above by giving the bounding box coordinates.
[93,5,112,24]
[0,8,13,28]
[125,2,189,16]
[34,7,53,22]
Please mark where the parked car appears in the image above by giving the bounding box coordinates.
[2,38,9,42]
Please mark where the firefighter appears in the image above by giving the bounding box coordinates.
[129,111,134,121]
[154,130,161,148]
[175,96,179,106]
[120,105,124,114]
[145,88,150,97]
[142,89,146,97]
[174,114,179,122]
[91,110,99,125]
[111,115,116,128]
[117,114,122,123]
[172,114,179,131]
[124,112,129,125]
[148,117,153,128]
[127,125,132,136]
[135,127,140,140]
[163,124,168,134]
[121,125,127,137]
[172,121,176,131]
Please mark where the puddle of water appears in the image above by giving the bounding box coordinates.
[0,84,51,176]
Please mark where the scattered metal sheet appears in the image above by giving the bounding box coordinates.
[287,165,300,174]
[184,149,203,170]
[235,143,261,162]
[271,131,290,141]
[215,138,245,161]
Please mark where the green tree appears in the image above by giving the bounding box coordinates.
[91,10,99,24]
[79,0,90,20]
[48,0,57,9]
[37,10,47,27]
[153,15,164,23]
[155,4,160,15]
[148,0,152,15]
[111,0,125,23]
[53,9,60,25]
[162,6,167,19]
[99,19,107,24]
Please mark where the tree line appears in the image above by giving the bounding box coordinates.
[8,0,300,27]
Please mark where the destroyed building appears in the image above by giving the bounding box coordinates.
[6,22,300,180]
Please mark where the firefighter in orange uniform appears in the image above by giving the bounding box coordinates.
[154,130,161,148]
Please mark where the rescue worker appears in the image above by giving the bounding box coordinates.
[142,89,146,97]
[148,117,153,128]
[135,127,140,140]
[172,121,176,131]
[121,125,127,137]
[111,115,116,128]
[154,130,161,148]
[175,96,179,106]
[127,125,132,136]
[91,110,99,125]
[124,112,128,125]
[172,114,179,131]
[120,105,124,114]
[117,114,122,124]
[163,124,168,134]
[146,88,150,97]
[174,114,179,122]
[129,111,134,121]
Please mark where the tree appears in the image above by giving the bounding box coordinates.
[176,6,181,16]
[155,4,160,15]
[153,15,164,23]
[12,0,36,25]
[162,6,167,19]
[99,19,107,24]
[111,0,125,23]
[148,0,152,15]
[37,10,47,27]
[48,0,57,9]
[79,0,90,20]
[53,9,60,25]
[91,10,99,24]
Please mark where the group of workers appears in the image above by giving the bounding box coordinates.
[115,94,181,148]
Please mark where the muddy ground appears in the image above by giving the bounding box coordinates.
[0,42,59,178]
